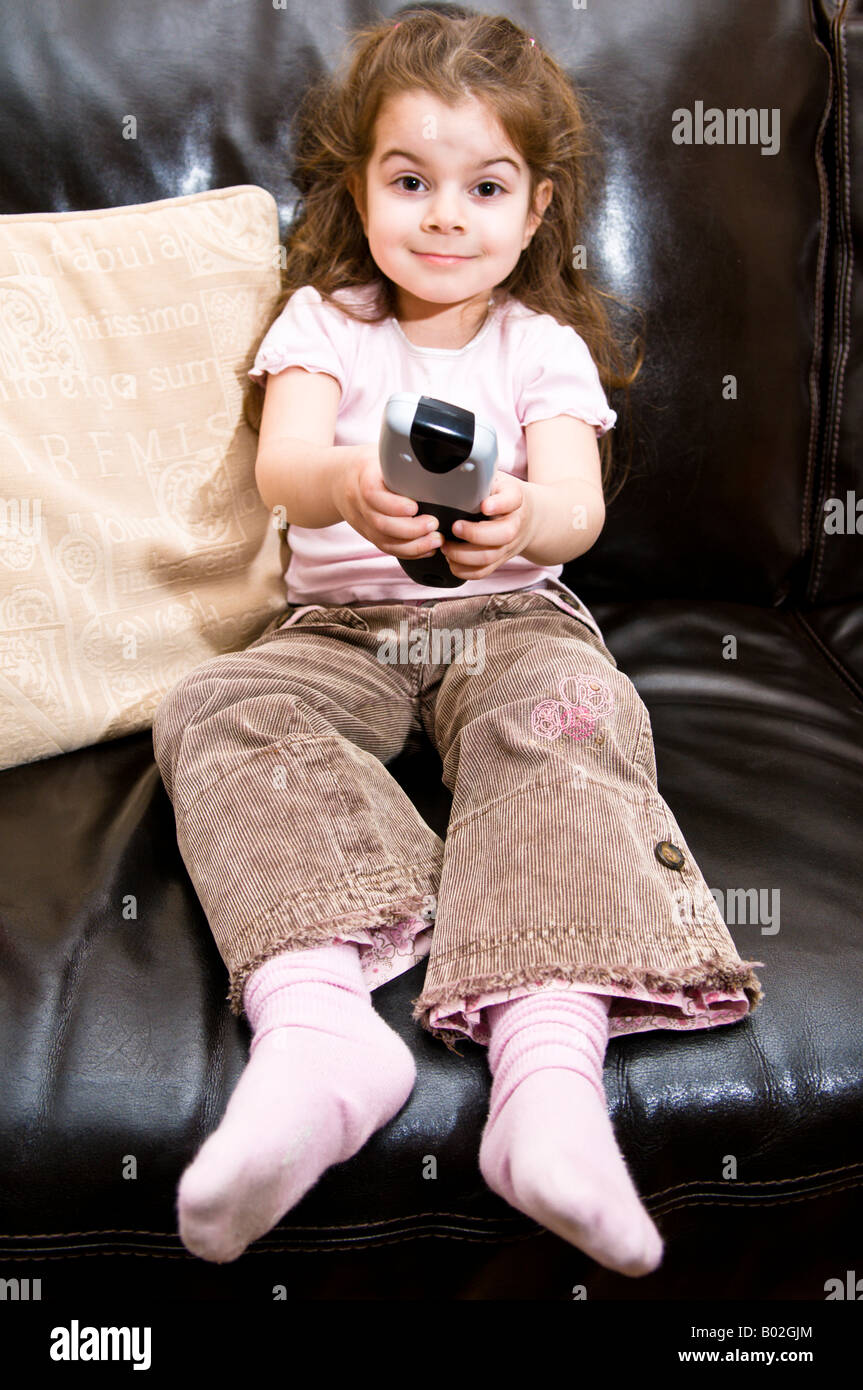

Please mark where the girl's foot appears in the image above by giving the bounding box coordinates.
[477,989,664,1277]
[177,941,416,1263]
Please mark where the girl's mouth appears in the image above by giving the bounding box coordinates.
[413,252,471,265]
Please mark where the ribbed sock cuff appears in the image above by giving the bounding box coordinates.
[484,989,611,1118]
[243,940,368,1050]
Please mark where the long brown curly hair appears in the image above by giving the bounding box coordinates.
[245,4,644,507]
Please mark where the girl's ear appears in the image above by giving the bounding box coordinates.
[524,178,553,246]
[347,172,367,231]
[534,179,553,221]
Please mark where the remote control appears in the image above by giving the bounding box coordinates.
[378,393,498,588]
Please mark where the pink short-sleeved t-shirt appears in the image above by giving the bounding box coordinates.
[248,283,617,605]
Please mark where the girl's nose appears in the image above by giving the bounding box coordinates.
[422,192,466,233]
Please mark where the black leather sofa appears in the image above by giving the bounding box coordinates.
[1,0,861,1303]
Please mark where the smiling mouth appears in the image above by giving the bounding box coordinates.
[413,251,473,260]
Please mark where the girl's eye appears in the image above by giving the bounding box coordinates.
[392,175,504,198]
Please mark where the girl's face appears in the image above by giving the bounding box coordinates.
[349,89,552,335]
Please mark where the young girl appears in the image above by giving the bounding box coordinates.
[152,9,764,1279]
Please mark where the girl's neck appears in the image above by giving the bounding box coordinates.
[393,289,499,350]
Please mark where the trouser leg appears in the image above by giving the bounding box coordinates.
[410,590,764,1046]
[152,616,443,1017]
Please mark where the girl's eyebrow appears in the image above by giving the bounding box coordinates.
[378,147,521,173]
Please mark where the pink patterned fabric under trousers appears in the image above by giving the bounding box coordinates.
[329,914,751,1045]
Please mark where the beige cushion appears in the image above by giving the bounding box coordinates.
[0,185,287,771]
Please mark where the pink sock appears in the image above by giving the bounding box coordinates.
[478,987,664,1277]
[176,940,416,1263]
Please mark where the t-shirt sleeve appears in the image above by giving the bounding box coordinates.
[248,285,350,394]
[517,317,617,437]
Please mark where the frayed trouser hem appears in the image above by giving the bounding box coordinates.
[225,890,437,1019]
[410,951,766,1055]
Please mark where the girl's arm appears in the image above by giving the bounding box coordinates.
[254,367,368,528]
[520,415,606,565]
[253,367,446,564]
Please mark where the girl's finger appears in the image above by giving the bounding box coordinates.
[375,510,439,539]
[485,483,521,516]
[368,485,419,516]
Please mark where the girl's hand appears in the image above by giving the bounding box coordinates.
[332,444,447,561]
[441,473,536,579]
